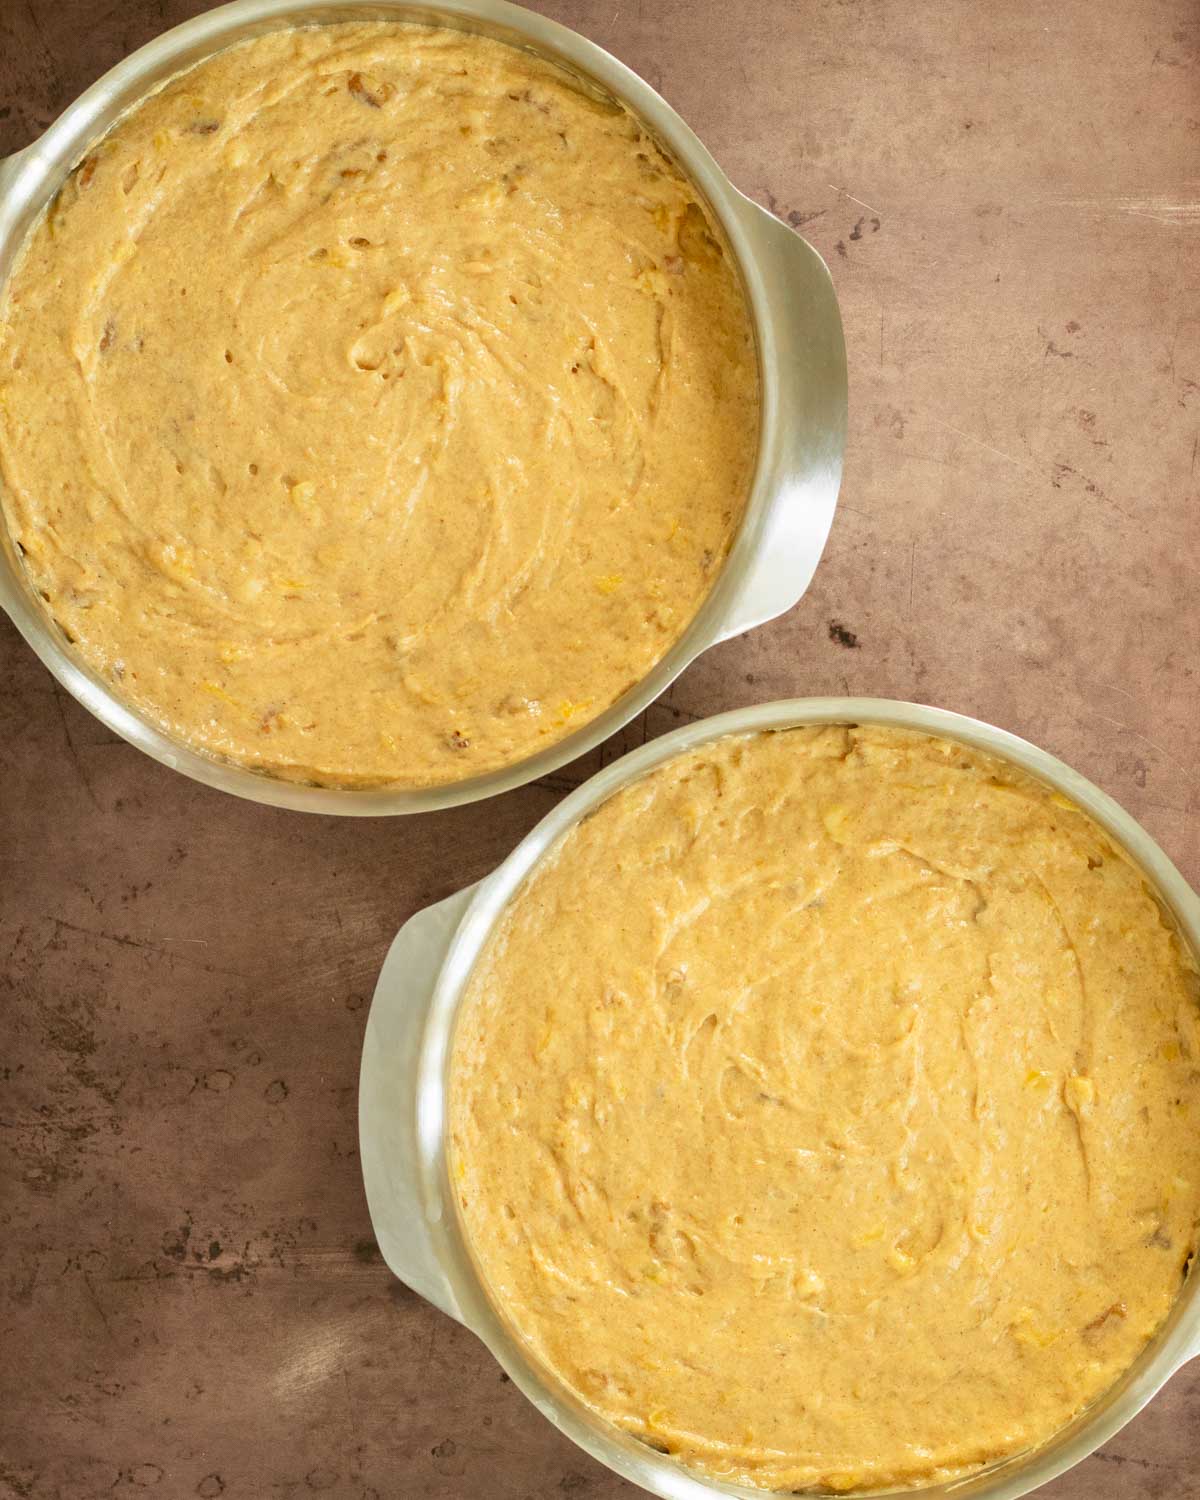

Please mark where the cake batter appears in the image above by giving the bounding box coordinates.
[451,725,1200,1491]
[0,23,757,785]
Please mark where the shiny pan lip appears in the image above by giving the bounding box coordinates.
[359,697,1200,1499]
[0,0,846,815]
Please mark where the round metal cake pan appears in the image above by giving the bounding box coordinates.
[360,696,1200,1499]
[0,0,846,814]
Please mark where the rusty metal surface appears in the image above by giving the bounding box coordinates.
[1,2,1198,1497]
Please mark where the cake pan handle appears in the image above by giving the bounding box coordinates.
[359,882,478,1324]
[716,197,847,642]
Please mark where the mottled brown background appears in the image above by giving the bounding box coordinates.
[1,1,1198,1497]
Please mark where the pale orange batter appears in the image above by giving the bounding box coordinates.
[451,726,1200,1492]
[0,23,757,787]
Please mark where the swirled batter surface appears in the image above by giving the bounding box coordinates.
[0,24,756,786]
[451,726,1200,1492]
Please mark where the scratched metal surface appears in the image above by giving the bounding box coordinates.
[1,1,1198,1497]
